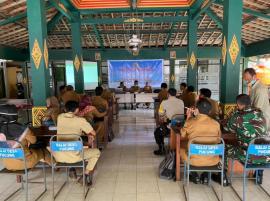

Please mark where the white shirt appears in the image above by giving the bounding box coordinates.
[159,96,184,120]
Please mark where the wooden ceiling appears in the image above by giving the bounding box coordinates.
[0,0,269,50]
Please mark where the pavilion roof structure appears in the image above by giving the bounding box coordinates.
[0,0,269,51]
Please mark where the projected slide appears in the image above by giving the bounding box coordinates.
[108,59,163,88]
[65,60,98,90]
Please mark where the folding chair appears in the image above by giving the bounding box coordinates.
[50,134,89,200]
[183,137,225,201]
[230,137,270,201]
[0,140,47,201]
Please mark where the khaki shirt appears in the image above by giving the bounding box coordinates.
[92,96,109,112]
[61,91,80,104]
[207,98,221,120]
[158,89,168,102]
[181,114,221,166]
[143,86,152,93]
[182,92,197,108]
[251,81,270,128]
[54,113,94,163]
[130,86,140,93]
[101,90,113,102]
[159,97,184,120]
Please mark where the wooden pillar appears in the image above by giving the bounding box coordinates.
[71,12,84,93]
[220,0,243,104]
[187,9,198,90]
[27,0,50,106]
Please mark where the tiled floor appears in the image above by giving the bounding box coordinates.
[1,109,270,201]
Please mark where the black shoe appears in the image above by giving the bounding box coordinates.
[77,174,92,186]
[69,168,77,179]
[154,149,165,156]
[200,172,209,184]
[189,172,200,184]
[211,172,230,187]
[254,170,264,184]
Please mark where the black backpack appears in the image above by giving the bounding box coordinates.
[159,151,176,180]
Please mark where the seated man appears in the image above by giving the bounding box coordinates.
[91,86,109,145]
[143,82,152,93]
[158,83,168,102]
[179,82,187,96]
[1,128,51,170]
[224,94,267,184]
[180,98,221,183]
[182,85,197,108]
[154,88,184,155]
[55,101,101,186]
[92,86,109,112]
[199,88,221,120]
[101,84,114,106]
[60,85,80,104]
[129,80,140,93]
[118,81,127,92]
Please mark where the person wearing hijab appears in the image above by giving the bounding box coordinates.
[42,96,60,126]
[78,95,107,146]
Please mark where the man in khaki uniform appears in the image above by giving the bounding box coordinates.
[129,80,141,93]
[55,101,100,185]
[180,98,221,167]
[244,68,270,129]
[92,86,109,112]
[2,128,51,170]
[60,85,80,104]
[158,83,168,102]
[199,88,221,120]
[91,86,109,145]
[182,85,197,108]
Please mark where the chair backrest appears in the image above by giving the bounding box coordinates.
[0,140,24,159]
[188,137,225,164]
[0,140,27,171]
[246,137,270,165]
[50,134,83,152]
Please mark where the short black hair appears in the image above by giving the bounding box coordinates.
[199,88,212,98]
[66,85,74,91]
[244,68,256,76]
[236,94,251,106]
[95,86,103,96]
[187,86,195,92]
[59,85,66,91]
[65,101,79,112]
[134,80,138,83]
[168,88,177,96]
[161,83,167,89]
[180,83,187,88]
[196,98,212,115]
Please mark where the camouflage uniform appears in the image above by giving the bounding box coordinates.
[224,107,267,167]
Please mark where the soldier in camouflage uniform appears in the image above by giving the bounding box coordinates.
[224,94,267,166]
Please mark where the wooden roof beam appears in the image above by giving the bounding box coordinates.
[192,0,216,21]
[0,3,53,27]
[243,8,270,21]
[205,9,223,29]
[81,16,188,25]
[49,0,75,21]
[47,12,63,33]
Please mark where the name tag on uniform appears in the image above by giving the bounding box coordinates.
[0,148,24,159]
[50,141,83,152]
